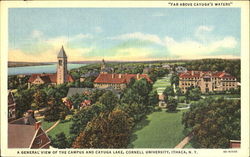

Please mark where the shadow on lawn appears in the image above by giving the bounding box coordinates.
[166,109,181,113]
[127,117,150,148]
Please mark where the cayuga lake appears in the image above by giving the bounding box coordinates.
[8,64,86,75]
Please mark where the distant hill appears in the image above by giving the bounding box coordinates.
[8,62,53,67]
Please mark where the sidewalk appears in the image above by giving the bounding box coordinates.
[174,133,193,148]
[45,120,60,133]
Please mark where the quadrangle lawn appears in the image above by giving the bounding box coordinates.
[41,119,55,131]
[128,110,187,148]
[46,120,73,138]
[153,75,172,94]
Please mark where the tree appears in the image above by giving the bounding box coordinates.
[98,91,119,111]
[70,103,107,137]
[89,89,106,104]
[14,88,35,118]
[50,132,70,148]
[68,93,87,109]
[166,97,177,112]
[33,90,47,111]
[170,73,179,86]
[163,86,175,102]
[148,90,159,108]
[175,87,182,96]
[182,97,240,148]
[116,103,146,123]
[121,88,144,105]
[186,87,201,101]
[44,97,69,122]
[72,109,133,148]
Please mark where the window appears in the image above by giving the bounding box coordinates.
[59,60,62,66]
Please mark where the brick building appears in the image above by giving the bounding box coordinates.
[28,46,74,87]
[8,110,51,148]
[8,91,16,122]
[94,73,152,90]
[179,71,238,93]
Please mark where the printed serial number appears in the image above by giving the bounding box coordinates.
[223,150,238,153]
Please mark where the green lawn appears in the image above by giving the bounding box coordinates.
[153,75,172,94]
[47,119,73,138]
[41,119,56,131]
[128,110,187,148]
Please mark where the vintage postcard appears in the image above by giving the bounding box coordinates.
[0,1,249,157]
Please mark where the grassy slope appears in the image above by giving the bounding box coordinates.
[47,120,73,138]
[128,110,187,148]
[153,75,171,94]
[41,119,55,131]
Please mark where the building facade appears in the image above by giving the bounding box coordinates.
[179,71,238,93]
[28,46,74,87]
[8,91,16,122]
[57,46,68,84]
[94,73,152,90]
[8,110,51,148]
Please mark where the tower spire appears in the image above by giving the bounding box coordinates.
[57,46,68,84]
[57,45,67,58]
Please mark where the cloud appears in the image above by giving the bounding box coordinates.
[31,30,44,39]
[9,27,239,62]
[196,25,214,32]
[9,30,95,62]
[163,35,238,58]
[109,32,164,46]
[195,25,214,41]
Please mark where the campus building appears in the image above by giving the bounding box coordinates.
[8,91,16,122]
[8,110,51,148]
[28,46,74,87]
[179,71,238,93]
[94,73,152,90]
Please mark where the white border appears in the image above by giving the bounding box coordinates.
[1,1,249,157]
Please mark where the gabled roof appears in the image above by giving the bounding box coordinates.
[179,71,236,79]
[94,73,152,84]
[67,87,121,98]
[8,124,37,148]
[28,73,74,84]
[81,71,99,78]
[67,88,95,97]
[57,46,67,58]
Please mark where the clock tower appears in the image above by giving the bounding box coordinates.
[57,46,68,84]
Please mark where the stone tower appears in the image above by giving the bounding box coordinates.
[101,58,106,70]
[57,46,68,84]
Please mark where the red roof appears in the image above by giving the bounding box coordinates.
[179,71,236,79]
[94,73,152,84]
[28,73,74,84]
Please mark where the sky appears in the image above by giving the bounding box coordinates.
[9,8,240,62]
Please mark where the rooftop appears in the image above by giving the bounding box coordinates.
[94,73,152,84]
[57,46,67,58]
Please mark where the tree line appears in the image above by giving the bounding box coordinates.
[50,78,159,148]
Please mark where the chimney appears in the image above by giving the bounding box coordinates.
[35,121,42,130]
[136,73,140,79]
[191,71,194,75]
[27,110,35,118]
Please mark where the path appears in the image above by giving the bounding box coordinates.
[45,120,60,133]
[174,133,193,148]
[177,104,190,110]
